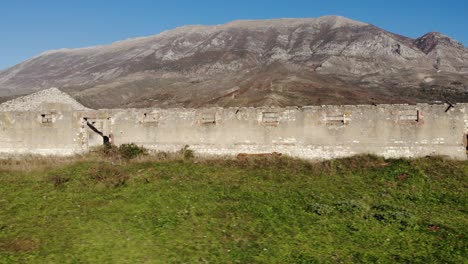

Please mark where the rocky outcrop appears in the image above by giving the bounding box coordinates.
[415,32,465,54]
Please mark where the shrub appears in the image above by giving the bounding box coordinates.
[178,145,194,160]
[118,143,148,159]
[95,143,148,160]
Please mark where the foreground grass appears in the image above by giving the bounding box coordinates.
[0,154,466,263]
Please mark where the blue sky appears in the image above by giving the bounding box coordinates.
[1,0,467,70]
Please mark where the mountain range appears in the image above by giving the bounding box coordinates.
[0,15,467,109]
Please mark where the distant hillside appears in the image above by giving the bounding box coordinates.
[0,16,467,109]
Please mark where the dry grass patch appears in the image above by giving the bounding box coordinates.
[0,238,40,253]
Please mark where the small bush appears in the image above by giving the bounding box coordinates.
[178,145,194,160]
[153,151,170,160]
[48,175,70,188]
[118,143,148,159]
[95,143,148,160]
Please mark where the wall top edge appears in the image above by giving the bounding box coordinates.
[66,102,468,111]
[1,102,468,113]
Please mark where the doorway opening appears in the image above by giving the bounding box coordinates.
[465,134,468,152]
[84,117,111,146]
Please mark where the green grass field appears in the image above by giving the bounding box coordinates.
[0,152,467,263]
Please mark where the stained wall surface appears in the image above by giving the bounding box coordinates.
[1,103,467,159]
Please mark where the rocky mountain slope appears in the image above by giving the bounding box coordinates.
[0,16,467,108]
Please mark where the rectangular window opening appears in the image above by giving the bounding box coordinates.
[325,113,347,125]
[399,110,420,123]
[142,112,159,123]
[262,112,279,125]
[201,113,216,124]
[40,114,54,124]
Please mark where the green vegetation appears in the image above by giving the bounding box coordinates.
[96,143,149,160]
[0,152,466,263]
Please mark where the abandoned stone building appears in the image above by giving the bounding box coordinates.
[0,88,467,160]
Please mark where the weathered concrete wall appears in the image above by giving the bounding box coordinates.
[0,105,84,155]
[103,104,468,160]
[1,103,467,159]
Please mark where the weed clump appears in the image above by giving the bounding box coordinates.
[333,200,365,214]
[306,202,334,216]
[48,175,70,188]
[88,163,129,187]
[371,204,416,228]
[289,253,320,264]
[178,145,194,160]
[306,200,365,216]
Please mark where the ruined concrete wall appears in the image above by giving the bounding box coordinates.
[0,109,84,155]
[103,103,468,160]
[0,103,467,159]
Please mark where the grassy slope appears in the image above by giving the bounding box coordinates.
[0,155,466,263]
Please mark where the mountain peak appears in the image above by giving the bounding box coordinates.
[24,16,371,59]
[219,15,368,29]
[415,32,464,54]
[155,16,369,39]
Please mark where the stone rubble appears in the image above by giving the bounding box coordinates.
[0,87,90,112]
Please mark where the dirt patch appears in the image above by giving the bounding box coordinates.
[0,238,40,253]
